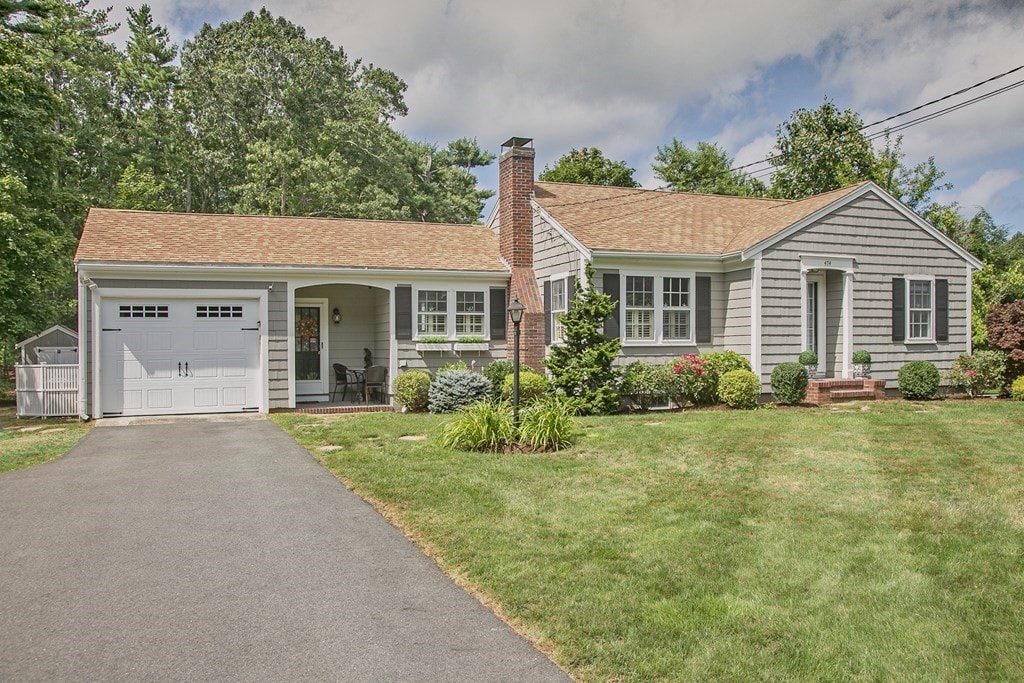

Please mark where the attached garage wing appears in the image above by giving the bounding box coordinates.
[99,299,262,417]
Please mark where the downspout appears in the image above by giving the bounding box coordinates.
[77,271,96,421]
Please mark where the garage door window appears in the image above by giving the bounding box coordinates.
[196,304,243,319]
[119,304,168,318]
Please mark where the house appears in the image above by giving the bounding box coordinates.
[15,324,79,365]
[73,137,981,418]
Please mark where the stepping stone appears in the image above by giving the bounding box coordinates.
[643,421,663,426]
[398,435,427,441]
[17,426,44,433]
[317,445,343,452]
[38,428,67,434]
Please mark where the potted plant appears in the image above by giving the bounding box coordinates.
[453,335,489,352]
[798,349,818,378]
[852,349,872,378]
[415,335,451,352]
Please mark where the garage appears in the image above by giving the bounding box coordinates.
[99,298,262,417]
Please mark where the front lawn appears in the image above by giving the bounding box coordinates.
[273,401,1024,681]
[0,406,92,474]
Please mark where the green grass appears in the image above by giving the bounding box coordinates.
[0,406,91,474]
[273,400,1024,682]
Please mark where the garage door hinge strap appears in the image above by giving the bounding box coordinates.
[102,327,122,332]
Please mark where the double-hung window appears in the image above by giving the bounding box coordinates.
[417,290,447,336]
[662,277,690,341]
[907,278,933,341]
[550,278,567,343]
[624,276,655,341]
[455,291,485,336]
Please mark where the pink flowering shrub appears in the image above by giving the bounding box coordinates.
[948,351,1006,397]
[672,354,718,405]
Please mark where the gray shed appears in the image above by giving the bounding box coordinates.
[15,324,79,364]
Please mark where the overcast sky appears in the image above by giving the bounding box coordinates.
[107,0,1024,233]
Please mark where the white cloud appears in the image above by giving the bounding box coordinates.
[956,169,1023,210]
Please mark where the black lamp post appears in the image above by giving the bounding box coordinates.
[507,298,525,429]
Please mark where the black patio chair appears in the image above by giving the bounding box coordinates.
[363,365,388,404]
[331,363,355,402]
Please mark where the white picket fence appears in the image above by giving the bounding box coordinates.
[15,364,79,418]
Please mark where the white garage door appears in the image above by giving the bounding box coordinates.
[100,299,261,416]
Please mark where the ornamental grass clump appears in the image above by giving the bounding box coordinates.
[771,362,809,405]
[437,395,579,453]
[717,369,761,409]
[898,360,941,400]
[427,370,492,413]
[437,401,514,452]
[393,370,431,412]
[518,395,578,451]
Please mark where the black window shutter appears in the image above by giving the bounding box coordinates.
[603,273,621,339]
[696,276,712,344]
[543,280,552,345]
[395,285,412,340]
[935,278,949,342]
[892,277,906,342]
[489,287,507,340]
[568,275,577,303]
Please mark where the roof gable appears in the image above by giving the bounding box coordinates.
[75,209,509,273]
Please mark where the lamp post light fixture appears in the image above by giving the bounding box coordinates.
[506,298,525,429]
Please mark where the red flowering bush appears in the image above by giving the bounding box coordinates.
[672,354,718,405]
[948,351,1005,397]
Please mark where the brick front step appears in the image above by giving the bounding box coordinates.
[830,389,876,401]
[805,378,886,406]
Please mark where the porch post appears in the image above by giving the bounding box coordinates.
[842,271,854,379]
[799,268,808,353]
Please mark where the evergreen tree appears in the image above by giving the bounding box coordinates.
[544,264,622,415]
[652,139,765,196]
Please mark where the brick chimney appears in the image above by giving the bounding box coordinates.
[498,137,544,370]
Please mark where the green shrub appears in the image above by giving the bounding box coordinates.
[898,360,941,400]
[948,350,1006,397]
[672,354,717,405]
[437,401,514,452]
[428,370,492,413]
[518,395,579,451]
[1011,375,1024,401]
[661,360,688,407]
[852,349,872,364]
[717,369,761,409]
[703,350,752,381]
[437,360,468,373]
[483,360,514,401]
[620,361,672,411]
[501,369,548,404]
[798,350,818,366]
[771,362,809,405]
[393,370,431,412]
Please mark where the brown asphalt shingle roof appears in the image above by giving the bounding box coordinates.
[533,181,868,255]
[75,208,508,272]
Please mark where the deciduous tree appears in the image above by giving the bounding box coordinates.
[539,147,638,187]
[652,139,765,196]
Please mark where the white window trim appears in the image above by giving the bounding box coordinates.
[620,270,695,345]
[905,275,936,344]
[412,286,490,341]
[548,271,571,345]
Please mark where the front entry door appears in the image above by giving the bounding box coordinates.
[295,300,328,398]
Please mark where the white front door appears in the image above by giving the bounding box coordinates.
[806,274,827,367]
[99,299,261,416]
[294,299,329,399]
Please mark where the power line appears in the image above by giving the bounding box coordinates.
[727,63,1024,178]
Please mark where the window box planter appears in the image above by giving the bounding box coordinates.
[415,342,452,352]
[453,342,489,352]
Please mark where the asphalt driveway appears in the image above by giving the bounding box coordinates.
[0,416,567,682]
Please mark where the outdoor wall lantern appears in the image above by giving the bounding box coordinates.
[332,307,342,324]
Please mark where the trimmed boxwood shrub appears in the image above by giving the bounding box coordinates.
[798,350,818,366]
[718,369,761,409]
[393,370,431,412]
[771,362,808,405]
[501,369,548,404]
[1011,375,1024,401]
[897,360,941,400]
[428,370,492,413]
[482,360,513,401]
[852,349,872,364]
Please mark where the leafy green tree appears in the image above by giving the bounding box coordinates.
[871,132,950,211]
[539,147,638,187]
[770,101,876,199]
[652,139,765,196]
[543,264,622,415]
[404,138,495,223]
[114,163,172,210]
[924,203,1009,265]
[971,262,1024,349]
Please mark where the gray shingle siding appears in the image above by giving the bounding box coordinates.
[532,212,581,280]
[723,269,751,357]
[758,192,970,384]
